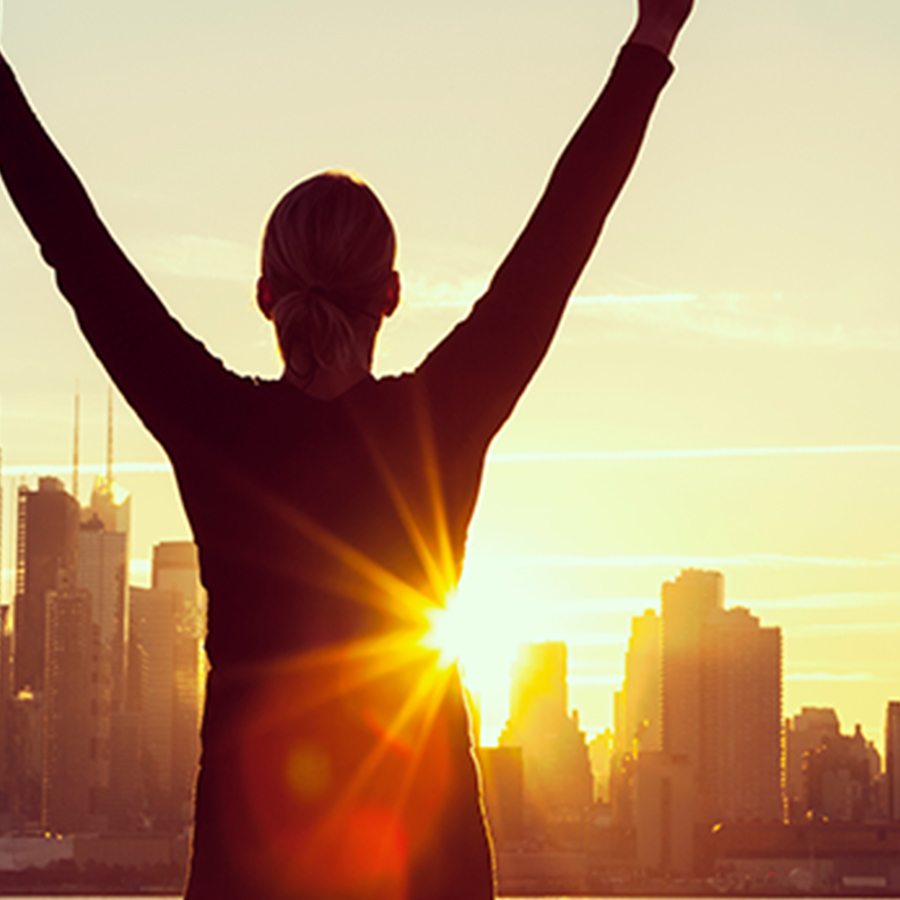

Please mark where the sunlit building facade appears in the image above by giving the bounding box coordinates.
[500,642,592,824]
[151,542,205,829]
[661,569,723,767]
[618,608,662,758]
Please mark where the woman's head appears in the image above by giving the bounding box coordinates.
[258,172,398,379]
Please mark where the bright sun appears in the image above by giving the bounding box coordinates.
[424,553,542,744]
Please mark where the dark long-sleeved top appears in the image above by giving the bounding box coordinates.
[0,44,672,900]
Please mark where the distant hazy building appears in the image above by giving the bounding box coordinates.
[588,729,615,803]
[785,707,841,822]
[500,642,593,824]
[14,478,80,693]
[888,702,900,820]
[634,751,695,875]
[804,725,880,823]
[617,609,662,758]
[701,607,782,823]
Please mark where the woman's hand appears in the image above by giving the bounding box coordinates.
[629,0,694,57]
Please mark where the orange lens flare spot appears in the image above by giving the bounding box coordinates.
[285,742,332,801]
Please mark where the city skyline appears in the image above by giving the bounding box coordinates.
[3,436,900,751]
[2,0,900,752]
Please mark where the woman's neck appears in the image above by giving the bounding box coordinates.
[282,360,372,400]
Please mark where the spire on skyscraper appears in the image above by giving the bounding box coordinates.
[72,385,81,502]
[106,385,114,491]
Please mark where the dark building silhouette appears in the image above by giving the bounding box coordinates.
[14,478,79,693]
[42,587,95,833]
[477,746,524,845]
[0,607,11,824]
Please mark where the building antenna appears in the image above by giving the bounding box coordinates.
[106,385,114,490]
[72,384,81,502]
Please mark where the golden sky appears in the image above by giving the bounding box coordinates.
[1,0,900,747]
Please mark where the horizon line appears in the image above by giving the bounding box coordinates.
[5,443,900,477]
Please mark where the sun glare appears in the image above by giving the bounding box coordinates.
[424,554,542,743]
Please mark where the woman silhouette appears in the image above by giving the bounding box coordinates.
[0,1,692,897]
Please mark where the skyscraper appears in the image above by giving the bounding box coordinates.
[79,480,130,711]
[618,608,662,757]
[42,587,94,833]
[14,478,79,693]
[661,569,723,766]
[151,542,205,829]
[500,642,593,823]
[130,585,179,825]
[700,606,782,822]
[887,701,900,821]
[660,570,782,826]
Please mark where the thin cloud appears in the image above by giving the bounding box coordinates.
[3,462,170,478]
[603,291,900,351]
[513,553,900,570]
[748,591,900,612]
[788,621,900,635]
[408,287,697,311]
[786,671,877,684]
[11,443,900,480]
[491,444,900,464]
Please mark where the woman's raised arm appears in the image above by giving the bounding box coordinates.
[418,0,693,447]
[0,52,240,450]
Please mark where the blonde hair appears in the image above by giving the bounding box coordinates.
[261,172,397,377]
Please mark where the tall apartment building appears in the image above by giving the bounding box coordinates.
[701,606,782,822]
[661,569,723,766]
[42,587,95,833]
[660,570,782,825]
[617,608,662,757]
[130,585,180,825]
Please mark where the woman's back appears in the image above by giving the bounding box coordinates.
[180,374,494,899]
